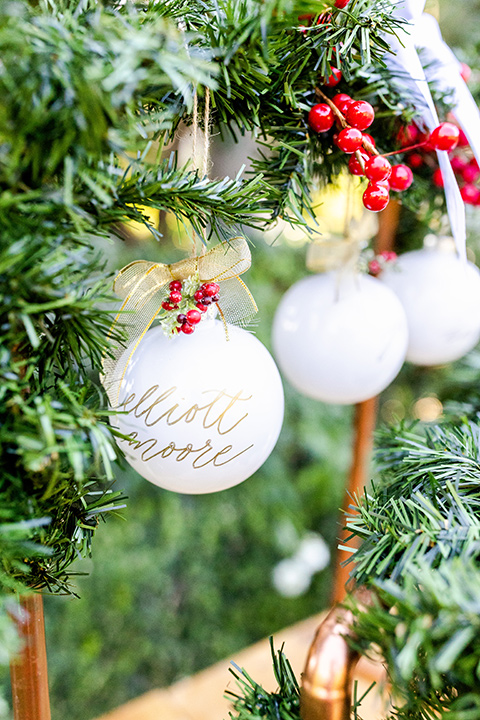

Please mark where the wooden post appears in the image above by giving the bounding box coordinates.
[10,593,51,720]
[332,201,400,603]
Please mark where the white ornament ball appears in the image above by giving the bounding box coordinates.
[381,247,480,366]
[112,319,284,494]
[272,271,408,404]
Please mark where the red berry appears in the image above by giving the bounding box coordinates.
[336,127,363,153]
[450,155,467,173]
[460,62,471,83]
[368,259,382,275]
[181,323,195,335]
[332,94,354,115]
[457,128,469,148]
[308,103,334,133]
[334,0,350,6]
[362,133,376,149]
[346,101,375,131]
[194,290,205,302]
[380,251,397,262]
[177,313,187,324]
[196,302,208,312]
[401,125,418,145]
[428,122,460,152]
[363,183,390,212]
[169,280,182,291]
[389,164,414,191]
[348,151,369,176]
[408,153,424,169]
[461,184,480,205]
[397,124,419,147]
[323,67,342,87]
[203,282,220,297]
[211,294,220,302]
[186,309,202,325]
[432,168,444,187]
[162,301,174,311]
[169,290,182,304]
[365,155,392,182]
[462,164,480,184]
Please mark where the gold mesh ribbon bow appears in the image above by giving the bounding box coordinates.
[102,236,257,407]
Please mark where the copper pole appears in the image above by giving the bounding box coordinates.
[301,605,360,720]
[10,593,51,720]
[374,200,400,255]
[332,200,400,604]
[332,397,378,604]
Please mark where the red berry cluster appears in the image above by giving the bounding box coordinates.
[308,90,415,212]
[401,121,480,206]
[161,280,220,335]
[308,79,463,213]
[162,280,184,312]
[368,250,397,276]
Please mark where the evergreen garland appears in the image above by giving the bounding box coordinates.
[343,419,480,719]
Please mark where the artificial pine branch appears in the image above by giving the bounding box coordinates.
[226,639,301,720]
[342,418,480,719]
[108,157,278,239]
[344,421,480,586]
[347,559,480,720]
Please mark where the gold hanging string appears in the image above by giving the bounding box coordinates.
[191,90,199,257]
[202,87,211,182]
[102,237,257,407]
[190,87,211,256]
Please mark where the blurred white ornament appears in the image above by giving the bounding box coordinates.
[113,319,284,494]
[296,533,330,573]
[272,558,312,598]
[381,243,480,366]
[272,532,330,598]
[272,271,408,404]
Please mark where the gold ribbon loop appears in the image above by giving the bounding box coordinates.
[102,237,257,407]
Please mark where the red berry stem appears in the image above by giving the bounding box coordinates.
[381,140,429,158]
[354,149,367,172]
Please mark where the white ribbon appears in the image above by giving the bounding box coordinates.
[385,0,473,260]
